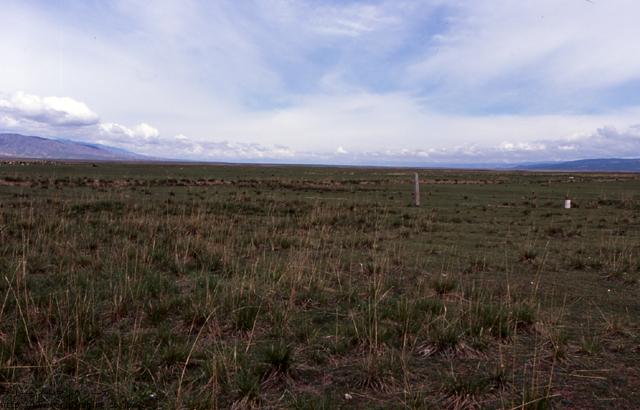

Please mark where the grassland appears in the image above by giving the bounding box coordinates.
[0,162,639,409]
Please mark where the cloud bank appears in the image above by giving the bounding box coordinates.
[0,91,98,127]
[2,90,640,164]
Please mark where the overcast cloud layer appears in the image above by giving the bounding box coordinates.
[1,0,640,164]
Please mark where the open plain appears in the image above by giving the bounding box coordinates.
[0,162,639,409]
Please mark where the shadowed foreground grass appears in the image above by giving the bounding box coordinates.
[0,162,639,409]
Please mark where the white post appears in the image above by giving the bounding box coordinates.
[414,172,420,207]
[564,198,571,209]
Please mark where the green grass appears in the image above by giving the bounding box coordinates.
[0,161,639,408]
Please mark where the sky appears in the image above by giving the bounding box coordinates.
[1,0,640,165]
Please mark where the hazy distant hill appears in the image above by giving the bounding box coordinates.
[517,158,640,172]
[0,133,147,161]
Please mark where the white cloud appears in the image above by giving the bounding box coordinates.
[134,123,159,139]
[146,134,297,161]
[0,91,99,127]
[0,115,19,128]
[408,0,640,105]
[499,142,546,152]
[99,122,159,143]
[306,3,400,37]
[99,123,130,138]
[0,91,161,150]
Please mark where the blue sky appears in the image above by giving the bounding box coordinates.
[1,0,640,164]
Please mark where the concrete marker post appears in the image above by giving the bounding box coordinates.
[414,172,420,207]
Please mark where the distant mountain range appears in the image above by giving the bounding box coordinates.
[1,132,639,171]
[0,133,147,161]
[514,158,640,172]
